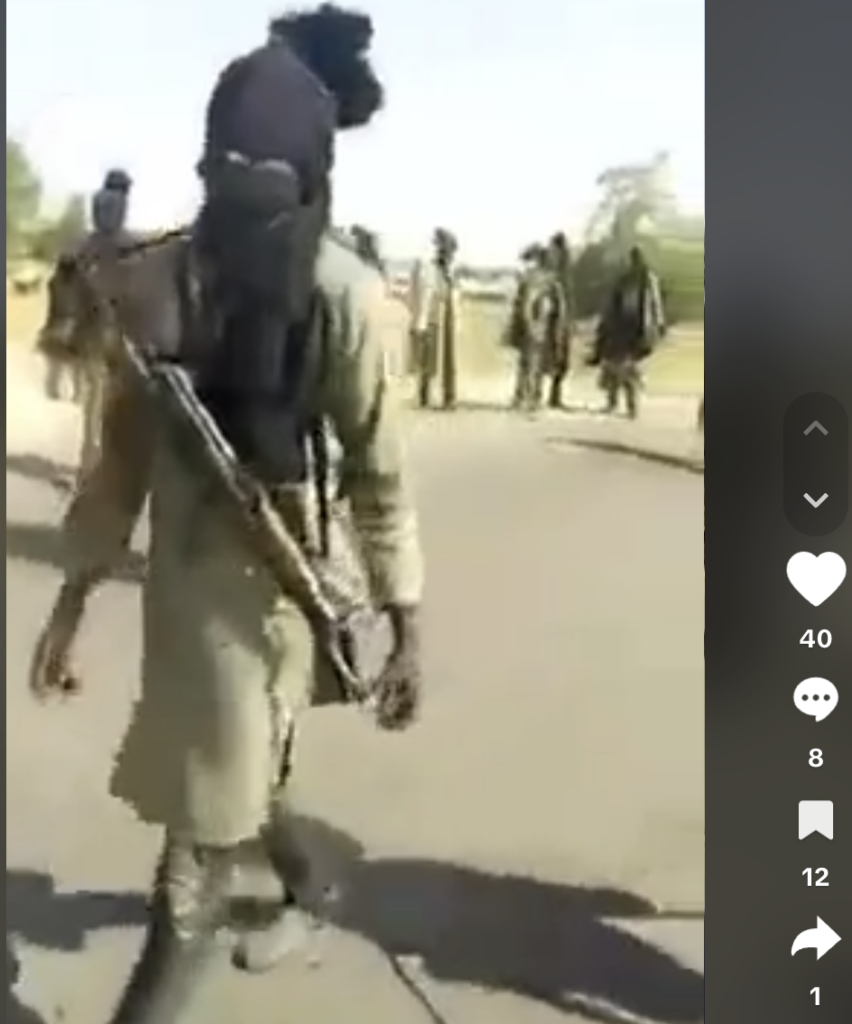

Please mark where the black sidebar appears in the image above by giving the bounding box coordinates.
[708,0,852,1021]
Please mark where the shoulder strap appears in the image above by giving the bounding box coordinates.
[306,297,333,558]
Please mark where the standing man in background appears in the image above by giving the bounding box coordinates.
[405,256,425,375]
[412,227,460,409]
[37,168,135,483]
[77,169,136,478]
[544,232,575,409]
[509,242,568,412]
[589,245,666,418]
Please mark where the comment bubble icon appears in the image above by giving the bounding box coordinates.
[794,678,838,722]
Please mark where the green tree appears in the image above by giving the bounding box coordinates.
[585,151,677,256]
[7,137,42,260]
[577,152,704,323]
[572,240,612,319]
[652,235,704,324]
[31,194,88,263]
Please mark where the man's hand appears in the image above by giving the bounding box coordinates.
[371,605,422,731]
[28,577,94,702]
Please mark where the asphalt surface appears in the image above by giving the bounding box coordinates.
[7,381,704,1024]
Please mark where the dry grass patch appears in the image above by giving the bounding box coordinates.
[6,286,47,345]
[456,297,703,395]
[6,284,703,397]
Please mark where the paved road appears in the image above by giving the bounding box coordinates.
[7,390,704,1024]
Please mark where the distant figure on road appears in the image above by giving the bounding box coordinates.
[588,245,666,418]
[411,227,460,409]
[405,257,425,373]
[543,232,576,409]
[508,243,569,412]
[37,168,135,484]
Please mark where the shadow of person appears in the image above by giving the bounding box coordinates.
[452,399,596,416]
[6,453,75,492]
[340,859,703,1023]
[6,869,149,1024]
[7,869,149,953]
[251,817,704,1023]
[553,437,704,475]
[5,521,146,584]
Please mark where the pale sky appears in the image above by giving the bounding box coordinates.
[7,0,704,263]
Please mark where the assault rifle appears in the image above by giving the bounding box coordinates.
[118,333,369,705]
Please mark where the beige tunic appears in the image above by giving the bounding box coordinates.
[411,259,459,334]
[61,235,423,846]
[409,259,459,379]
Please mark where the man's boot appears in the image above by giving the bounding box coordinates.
[441,357,457,411]
[417,371,432,409]
[106,840,237,1024]
[414,329,434,409]
[232,800,326,973]
[44,359,63,401]
[548,372,565,409]
[624,364,641,419]
[510,365,526,410]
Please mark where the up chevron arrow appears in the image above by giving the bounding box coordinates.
[804,421,828,435]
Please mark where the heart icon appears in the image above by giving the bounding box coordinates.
[787,552,847,606]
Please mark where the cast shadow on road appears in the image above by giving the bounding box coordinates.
[249,816,706,1024]
[412,399,597,417]
[547,436,705,476]
[6,828,704,1024]
[6,453,75,493]
[5,520,146,585]
[6,869,148,1024]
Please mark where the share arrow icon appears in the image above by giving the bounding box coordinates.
[791,917,841,959]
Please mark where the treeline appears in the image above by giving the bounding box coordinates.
[454,230,704,325]
[8,138,704,323]
[404,152,704,324]
[7,137,87,269]
[570,230,703,323]
[566,152,703,323]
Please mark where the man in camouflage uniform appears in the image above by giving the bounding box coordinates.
[38,169,135,483]
[589,245,666,418]
[544,232,576,409]
[41,262,86,405]
[509,243,567,412]
[411,227,460,409]
[29,9,423,1021]
[508,244,541,409]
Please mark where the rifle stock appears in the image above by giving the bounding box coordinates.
[119,333,368,704]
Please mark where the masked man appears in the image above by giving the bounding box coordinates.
[589,245,666,417]
[411,227,460,409]
[38,168,135,483]
[29,8,424,1021]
